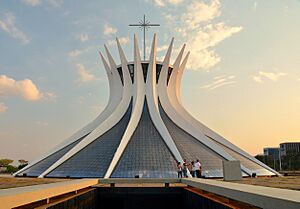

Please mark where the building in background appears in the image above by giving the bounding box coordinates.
[279,142,300,171]
[263,147,280,160]
[259,142,300,171]
[280,142,300,156]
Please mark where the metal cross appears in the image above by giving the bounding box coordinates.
[129,15,160,60]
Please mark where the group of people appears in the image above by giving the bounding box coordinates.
[177,159,202,178]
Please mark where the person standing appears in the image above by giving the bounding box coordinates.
[182,159,189,178]
[191,161,196,177]
[177,162,183,178]
[195,159,202,178]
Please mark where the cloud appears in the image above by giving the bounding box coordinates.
[68,49,82,57]
[201,75,236,91]
[183,0,220,29]
[21,0,63,7]
[67,46,93,57]
[168,0,183,5]
[79,34,89,42]
[76,64,99,82]
[157,44,169,52]
[42,92,58,101]
[153,0,165,7]
[260,71,287,81]
[0,75,42,101]
[252,71,287,83]
[0,13,30,44]
[185,23,242,69]
[188,23,242,50]
[252,75,262,83]
[108,37,129,46]
[0,103,7,113]
[253,1,258,10]
[0,75,56,102]
[21,0,41,6]
[150,0,183,7]
[103,24,117,36]
[162,0,242,71]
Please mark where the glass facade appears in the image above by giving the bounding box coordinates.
[46,102,132,178]
[116,67,124,85]
[18,134,88,177]
[206,135,274,176]
[167,67,173,85]
[116,64,172,85]
[141,63,148,82]
[112,99,177,178]
[156,64,162,83]
[159,103,225,178]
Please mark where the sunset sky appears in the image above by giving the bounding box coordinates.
[0,0,299,163]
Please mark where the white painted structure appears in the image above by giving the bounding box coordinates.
[15,34,279,178]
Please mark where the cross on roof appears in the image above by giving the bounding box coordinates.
[129,15,160,60]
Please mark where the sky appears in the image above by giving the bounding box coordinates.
[0,0,299,163]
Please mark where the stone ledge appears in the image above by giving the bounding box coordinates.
[98,178,180,184]
[182,178,300,209]
[0,179,99,209]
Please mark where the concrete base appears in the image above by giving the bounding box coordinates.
[222,160,242,181]
[1,178,300,209]
[182,178,300,209]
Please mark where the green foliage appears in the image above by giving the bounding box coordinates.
[18,163,28,170]
[281,152,300,170]
[6,165,18,173]
[0,159,14,167]
[255,155,280,170]
[0,158,29,173]
[256,152,300,171]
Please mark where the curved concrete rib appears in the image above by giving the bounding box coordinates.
[156,42,252,174]
[167,50,278,175]
[14,53,121,177]
[146,35,183,163]
[39,44,132,178]
[104,35,145,178]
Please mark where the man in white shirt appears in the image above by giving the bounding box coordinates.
[195,159,202,178]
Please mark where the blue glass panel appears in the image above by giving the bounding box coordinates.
[206,135,275,176]
[159,102,225,178]
[117,67,124,85]
[125,64,165,84]
[142,63,148,82]
[128,64,134,83]
[18,134,88,177]
[112,99,177,178]
[46,102,132,178]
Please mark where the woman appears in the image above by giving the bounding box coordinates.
[182,159,189,178]
[191,161,196,177]
[177,162,183,178]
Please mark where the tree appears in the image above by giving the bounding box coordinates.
[281,152,300,171]
[18,159,29,170]
[255,154,279,171]
[0,159,13,167]
[6,165,18,173]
